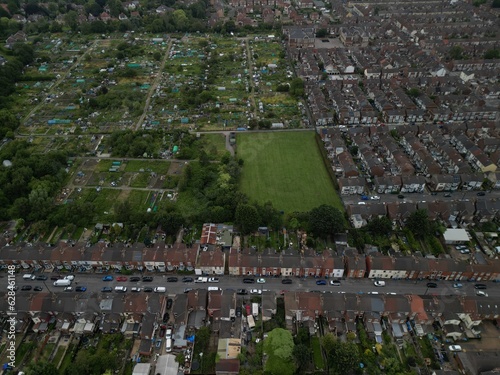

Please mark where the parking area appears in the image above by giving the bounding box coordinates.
[461,321,500,352]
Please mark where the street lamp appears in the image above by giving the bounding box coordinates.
[42,279,56,300]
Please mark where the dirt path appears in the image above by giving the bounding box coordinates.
[134,39,173,130]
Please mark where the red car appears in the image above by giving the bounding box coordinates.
[116,276,128,282]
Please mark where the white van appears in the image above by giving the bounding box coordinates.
[154,287,166,293]
[208,287,220,291]
[165,338,172,352]
[114,286,127,293]
[23,274,35,280]
[53,279,72,287]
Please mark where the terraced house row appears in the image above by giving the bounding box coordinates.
[1,288,498,352]
[2,240,500,281]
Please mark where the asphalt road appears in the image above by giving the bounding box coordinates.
[342,190,495,205]
[4,273,499,300]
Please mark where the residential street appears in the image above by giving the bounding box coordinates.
[6,273,499,300]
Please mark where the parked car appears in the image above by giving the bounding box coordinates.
[159,327,166,337]
[250,289,262,295]
[116,276,128,282]
[36,275,48,281]
[75,286,87,292]
[370,196,380,200]
[444,193,451,197]
[195,277,208,283]
[398,194,405,199]
[281,278,292,285]
[426,282,438,288]
[144,287,153,293]
[162,313,170,323]
[102,275,113,281]
[101,287,113,293]
[243,278,255,284]
[34,286,43,291]
[373,281,386,287]
[316,279,327,285]
[156,339,162,349]
[50,275,62,281]
[256,278,266,284]
[208,277,219,283]
[64,275,75,281]
[237,289,248,295]
[360,195,368,200]
[235,307,242,317]
[166,329,172,340]
[21,285,32,291]
[460,249,470,254]
[131,287,141,292]
[167,277,178,282]
[474,284,487,289]
[114,286,127,293]
[64,287,73,292]
[448,345,462,352]
[182,277,194,283]
[130,277,141,282]
[142,276,153,282]
[330,280,341,286]
[166,298,173,309]
[184,288,193,293]
[476,291,488,297]
[452,283,463,288]
[477,192,486,196]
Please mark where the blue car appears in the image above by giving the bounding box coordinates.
[316,279,327,285]
[102,275,113,281]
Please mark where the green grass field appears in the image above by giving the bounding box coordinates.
[238,132,341,213]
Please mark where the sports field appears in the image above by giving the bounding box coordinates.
[238,131,342,213]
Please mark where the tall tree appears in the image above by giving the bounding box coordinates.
[263,328,295,375]
[235,204,260,235]
[293,343,311,373]
[405,209,431,240]
[308,204,344,239]
[26,361,59,375]
[321,334,359,375]
[366,216,392,237]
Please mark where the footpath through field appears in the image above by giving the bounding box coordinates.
[135,39,174,131]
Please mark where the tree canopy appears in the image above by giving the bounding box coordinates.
[263,328,295,375]
[321,333,359,375]
[308,204,344,239]
[405,209,432,240]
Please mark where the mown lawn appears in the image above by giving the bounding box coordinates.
[200,133,228,160]
[52,346,66,367]
[238,131,341,213]
[311,336,324,370]
[123,160,170,173]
